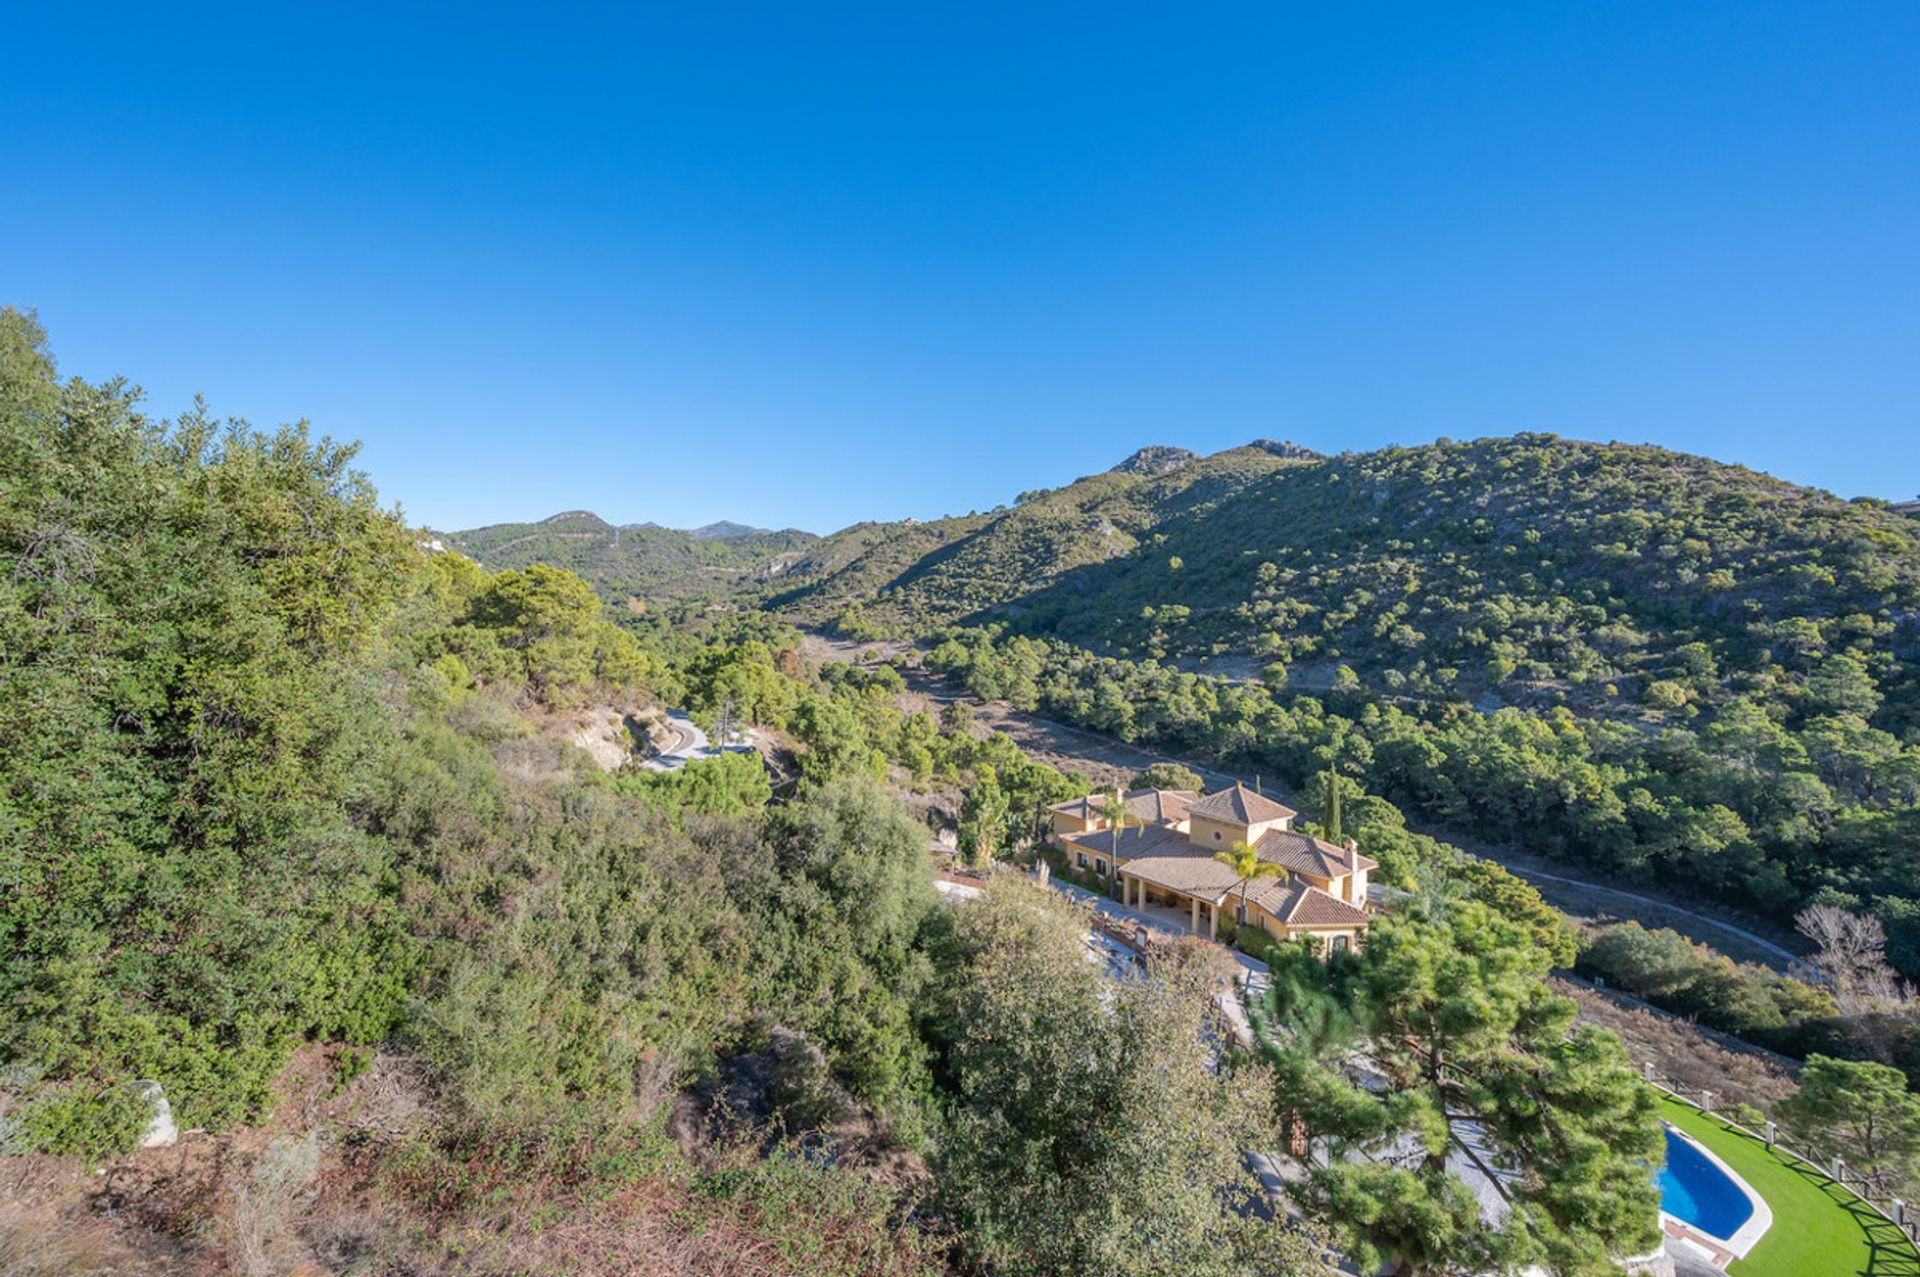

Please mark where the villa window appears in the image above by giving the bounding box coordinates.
[1095,859,1107,875]
[1076,853,1088,869]
[1331,935,1350,954]
[1236,905,1248,924]
[1212,830,1221,841]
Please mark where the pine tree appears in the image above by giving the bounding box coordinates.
[1270,902,1664,1274]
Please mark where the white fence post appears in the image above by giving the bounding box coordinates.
[1765,1120,1776,1147]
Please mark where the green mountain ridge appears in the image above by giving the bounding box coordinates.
[764,434,1920,728]
[442,508,818,601]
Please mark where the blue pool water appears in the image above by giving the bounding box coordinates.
[1657,1128,1753,1241]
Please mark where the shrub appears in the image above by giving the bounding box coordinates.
[1577,922,1841,1049]
[1130,762,1206,792]
[6,1078,152,1165]
[328,1046,375,1096]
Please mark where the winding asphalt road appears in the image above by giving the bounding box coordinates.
[639,711,712,773]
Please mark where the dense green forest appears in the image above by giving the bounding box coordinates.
[771,437,1920,726]
[919,619,1920,974]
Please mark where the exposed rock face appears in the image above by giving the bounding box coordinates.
[563,705,650,771]
[137,1080,177,1147]
[1250,438,1326,460]
[1112,445,1200,476]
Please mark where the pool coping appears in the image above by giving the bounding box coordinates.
[1660,1121,1774,1261]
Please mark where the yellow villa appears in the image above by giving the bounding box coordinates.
[1050,782,1374,954]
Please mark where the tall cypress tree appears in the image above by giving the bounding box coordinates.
[1323,763,1342,845]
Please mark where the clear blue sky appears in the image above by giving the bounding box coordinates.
[5,3,1916,533]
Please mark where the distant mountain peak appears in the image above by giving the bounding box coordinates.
[686,520,767,541]
[1112,446,1199,477]
[1250,439,1326,460]
[539,509,613,529]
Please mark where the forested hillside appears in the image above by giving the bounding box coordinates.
[773,436,1920,731]
[766,444,1315,632]
[443,509,816,603]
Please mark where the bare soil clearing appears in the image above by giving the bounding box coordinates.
[1552,976,1799,1112]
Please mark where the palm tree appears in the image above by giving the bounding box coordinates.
[1093,790,1140,900]
[1214,839,1285,933]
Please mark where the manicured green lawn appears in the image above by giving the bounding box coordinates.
[1660,1096,1920,1277]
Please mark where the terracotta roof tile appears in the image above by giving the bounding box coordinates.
[1247,880,1371,927]
[1253,829,1377,878]
[1060,822,1191,860]
[1049,787,1198,825]
[1127,788,1197,824]
[1185,783,1297,825]
[1118,855,1240,900]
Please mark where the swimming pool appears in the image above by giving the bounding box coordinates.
[1658,1126,1754,1241]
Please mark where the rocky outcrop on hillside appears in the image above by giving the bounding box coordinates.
[1250,438,1325,460]
[1112,445,1199,476]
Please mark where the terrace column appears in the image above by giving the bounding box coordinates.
[1190,896,1200,933]
[1209,901,1218,941]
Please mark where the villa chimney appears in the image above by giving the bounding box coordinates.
[1343,839,1358,853]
